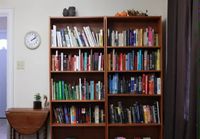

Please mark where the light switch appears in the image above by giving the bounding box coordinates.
[17,61,25,70]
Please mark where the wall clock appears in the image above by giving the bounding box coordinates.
[24,31,41,50]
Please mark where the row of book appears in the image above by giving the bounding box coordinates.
[109,101,160,124]
[108,73,161,95]
[51,25,103,47]
[51,50,104,71]
[51,78,104,100]
[115,137,151,139]
[107,27,158,47]
[108,49,160,71]
[53,105,104,124]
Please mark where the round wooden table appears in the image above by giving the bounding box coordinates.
[6,108,49,139]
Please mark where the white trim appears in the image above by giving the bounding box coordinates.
[0,9,14,108]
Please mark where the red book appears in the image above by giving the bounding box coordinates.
[119,53,123,71]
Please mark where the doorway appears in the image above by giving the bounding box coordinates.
[0,16,7,118]
[0,9,14,110]
[0,9,13,139]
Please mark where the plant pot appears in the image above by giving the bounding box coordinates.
[33,101,42,109]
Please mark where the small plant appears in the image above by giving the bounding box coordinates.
[33,93,42,109]
[34,93,41,101]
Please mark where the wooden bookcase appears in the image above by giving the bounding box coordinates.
[49,16,163,139]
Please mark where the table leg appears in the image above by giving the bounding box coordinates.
[10,126,12,139]
[18,133,21,139]
[44,121,47,139]
[13,129,16,139]
[37,131,39,139]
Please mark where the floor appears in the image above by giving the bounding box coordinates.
[0,118,7,139]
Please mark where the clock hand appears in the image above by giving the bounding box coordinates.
[31,37,36,41]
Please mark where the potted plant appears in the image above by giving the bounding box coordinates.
[33,93,42,109]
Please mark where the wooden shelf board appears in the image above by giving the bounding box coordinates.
[108,123,161,127]
[107,46,160,49]
[50,47,104,50]
[51,123,106,127]
[51,100,105,103]
[51,71,104,73]
[107,70,161,73]
[107,94,161,97]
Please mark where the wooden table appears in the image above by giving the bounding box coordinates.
[6,108,49,139]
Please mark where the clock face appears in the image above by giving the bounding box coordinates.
[24,31,41,49]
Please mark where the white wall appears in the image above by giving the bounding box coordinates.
[0,0,167,109]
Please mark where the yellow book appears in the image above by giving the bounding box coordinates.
[156,50,160,70]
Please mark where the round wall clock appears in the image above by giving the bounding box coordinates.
[24,31,41,50]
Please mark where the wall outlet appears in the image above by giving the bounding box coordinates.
[16,61,25,70]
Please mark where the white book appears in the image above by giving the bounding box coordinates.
[111,30,115,46]
[65,33,71,47]
[82,31,89,47]
[83,26,92,47]
[78,49,81,71]
[86,26,95,47]
[51,25,57,47]
[74,26,83,47]
[92,31,97,46]
[76,85,79,100]
[71,30,78,47]
[98,53,102,71]
[67,26,73,47]
[122,30,126,46]
[157,77,161,94]
[94,105,99,123]
[60,52,63,71]
[98,81,101,100]
[56,31,62,47]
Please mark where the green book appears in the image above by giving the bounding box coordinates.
[64,83,69,100]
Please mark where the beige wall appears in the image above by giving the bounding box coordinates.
[0,0,167,108]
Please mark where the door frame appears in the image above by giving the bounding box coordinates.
[0,9,14,109]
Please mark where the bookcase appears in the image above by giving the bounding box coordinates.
[49,16,163,139]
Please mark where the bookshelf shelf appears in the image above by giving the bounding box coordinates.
[107,46,160,49]
[51,100,105,103]
[51,47,104,50]
[107,70,161,73]
[51,71,104,73]
[107,94,161,97]
[108,123,161,127]
[52,123,106,127]
[49,16,163,139]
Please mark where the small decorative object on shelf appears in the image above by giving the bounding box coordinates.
[62,6,76,17]
[68,6,76,16]
[115,11,128,16]
[127,9,148,16]
[33,93,42,109]
[63,8,69,16]
[43,95,50,108]
[115,9,148,16]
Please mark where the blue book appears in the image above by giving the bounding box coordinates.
[84,52,87,71]
[90,80,94,100]
[64,106,69,123]
[109,75,113,94]
[130,77,135,93]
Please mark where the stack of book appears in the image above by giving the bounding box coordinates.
[51,25,103,47]
[109,101,160,124]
